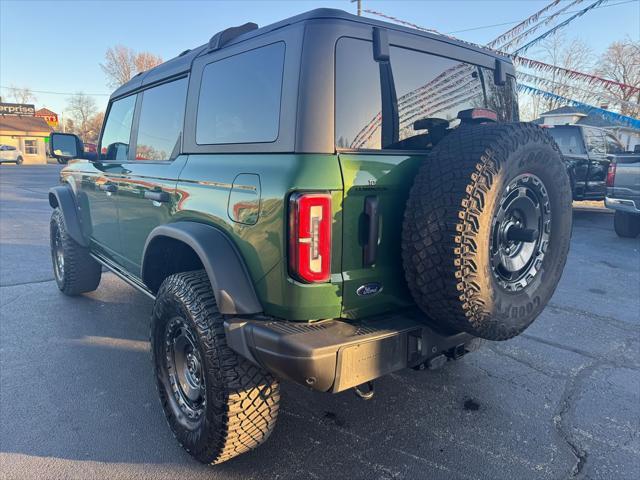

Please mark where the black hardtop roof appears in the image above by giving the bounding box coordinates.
[111,7,510,100]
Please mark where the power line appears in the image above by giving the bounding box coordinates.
[447,0,637,34]
[0,86,110,97]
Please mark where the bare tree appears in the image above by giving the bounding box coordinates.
[65,93,99,142]
[134,51,163,73]
[595,38,640,118]
[6,85,36,104]
[85,111,105,144]
[100,45,163,88]
[533,33,595,112]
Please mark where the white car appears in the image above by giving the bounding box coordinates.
[0,144,24,165]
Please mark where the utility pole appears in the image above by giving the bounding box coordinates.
[351,0,362,16]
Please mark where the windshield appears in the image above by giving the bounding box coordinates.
[547,127,586,155]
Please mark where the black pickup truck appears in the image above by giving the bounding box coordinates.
[544,124,639,201]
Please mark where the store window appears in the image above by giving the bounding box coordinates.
[135,77,188,161]
[24,139,38,155]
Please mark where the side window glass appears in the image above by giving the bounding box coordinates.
[100,95,136,161]
[585,128,605,155]
[335,38,382,150]
[196,42,285,145]
[135,77,188,161]
[605,133,624,154]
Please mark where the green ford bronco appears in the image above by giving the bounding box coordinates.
[48,9,572,464]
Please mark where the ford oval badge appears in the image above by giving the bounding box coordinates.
[356,282,383,297]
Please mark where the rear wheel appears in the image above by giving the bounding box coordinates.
[613,210,640,238]
[151,270,280,464]
[50,208,101,295]
[402,123,573,340]
[15,156,23,165]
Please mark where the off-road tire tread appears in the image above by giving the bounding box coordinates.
[402,122,571,340]
[50,208,101,295]
[152,270,279,465]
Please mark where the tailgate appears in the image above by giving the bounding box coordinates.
[338,152,423,319]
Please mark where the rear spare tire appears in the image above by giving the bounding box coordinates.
[402,123,572,340]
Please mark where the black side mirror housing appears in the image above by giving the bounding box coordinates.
[494,58,507,86]
[49,132,87,161]
[373,27,390,62]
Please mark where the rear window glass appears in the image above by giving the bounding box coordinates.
[584,127,605,155]
[605,132,624,154]
[391,46,485,145]
[335,38,382,150]
[196,42,285,145]
[547,127,587,155]
[335,39,517,151]
[481,68,518,122]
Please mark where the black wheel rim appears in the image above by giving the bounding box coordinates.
[52,224,65,281]
[490,173,551,291]
[164,317,206,421]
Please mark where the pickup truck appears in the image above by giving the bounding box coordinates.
[606,155,640,237]
[544,124,638,201]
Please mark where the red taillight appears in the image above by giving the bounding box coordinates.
[288,192,332,283]
[606,163,616,187]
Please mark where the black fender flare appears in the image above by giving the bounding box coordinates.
[48,185,88,247]
[142,222,262,315]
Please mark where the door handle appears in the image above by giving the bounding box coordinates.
[363,196,379,267]
[144,191,170,203]
[99,184,117,193]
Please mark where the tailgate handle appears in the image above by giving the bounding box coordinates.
[144,190,170,203]
[363,196,380,267]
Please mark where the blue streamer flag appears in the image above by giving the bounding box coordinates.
[514,0,608,55]
[518,84,640,129]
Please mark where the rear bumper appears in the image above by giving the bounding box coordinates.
[605,196,640,214]
[224,311,474,393]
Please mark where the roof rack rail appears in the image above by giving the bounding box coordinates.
[178,49,191,57]
[208,22,258,51]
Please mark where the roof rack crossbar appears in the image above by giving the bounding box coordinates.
[208,22,259,51]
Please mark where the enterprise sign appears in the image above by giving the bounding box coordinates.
[0,103,36,116]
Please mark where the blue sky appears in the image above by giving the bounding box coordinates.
[1,0,638,116]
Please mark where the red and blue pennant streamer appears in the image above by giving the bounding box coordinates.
[518,84,640,129]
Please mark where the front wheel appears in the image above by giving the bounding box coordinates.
[15,156,23,165]
[151,270,280,464]
[50,208,101,295]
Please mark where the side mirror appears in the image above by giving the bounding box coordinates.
[49,132,85,160]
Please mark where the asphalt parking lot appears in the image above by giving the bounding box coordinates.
[1,165,638,480]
